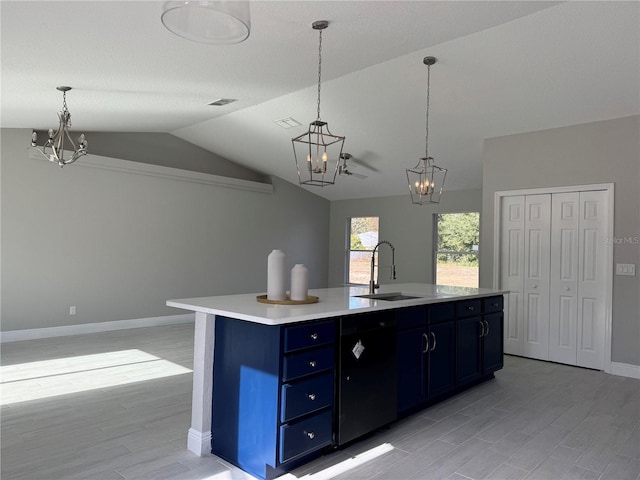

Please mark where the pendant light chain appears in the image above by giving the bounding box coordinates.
[63,90,68,112]
[316,28,323,121]
[425,62,431,161]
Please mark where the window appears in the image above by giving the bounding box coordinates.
[434,212,479,287]
[346,217,379,285]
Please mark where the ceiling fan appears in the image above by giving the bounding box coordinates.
[339,153,368,179]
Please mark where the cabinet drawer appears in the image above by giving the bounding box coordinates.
[279,409,333,463]
[483,296,503,313]
[283,346,334,381]
[457,299,481,317]
[284,320,334,353]
[395,306,427,329]
[428,302,455,324]
[281,373,333,422]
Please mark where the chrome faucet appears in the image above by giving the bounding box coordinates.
[369,240,396,294]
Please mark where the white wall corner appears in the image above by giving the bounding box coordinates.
[610,362,640,379]
[0,314,194,343]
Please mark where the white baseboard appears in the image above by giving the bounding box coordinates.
[610,362,640,379]
[0,314,194,343]
[187,428,212,457]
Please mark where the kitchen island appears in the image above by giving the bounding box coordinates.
[167,283,507,480]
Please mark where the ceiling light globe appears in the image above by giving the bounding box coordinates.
[161,1,251,45]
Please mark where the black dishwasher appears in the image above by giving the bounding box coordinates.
[337,312,397,445]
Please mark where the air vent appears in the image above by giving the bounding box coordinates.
[208,98,237,106]
[274,117,302,129]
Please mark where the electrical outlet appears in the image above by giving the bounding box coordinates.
[615,264,636,276]
[69,306,76,315]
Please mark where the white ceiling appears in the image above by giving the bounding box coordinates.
[2,1,639,201]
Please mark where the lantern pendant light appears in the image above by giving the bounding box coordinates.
[291,20,345,187]
[406,56,447,205]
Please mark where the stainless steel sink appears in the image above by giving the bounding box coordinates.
[354,292,423,301]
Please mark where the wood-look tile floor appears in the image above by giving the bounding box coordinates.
[1,323,639,480]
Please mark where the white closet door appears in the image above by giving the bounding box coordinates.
[500,195,525,356]
[549,192,579,364]
[523,194,551,360]
[577,190,607,370]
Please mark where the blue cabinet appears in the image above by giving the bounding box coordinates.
[456,296,504,387]
[396,303,456,414]
[211,296,503,479]
[211,316,335,480]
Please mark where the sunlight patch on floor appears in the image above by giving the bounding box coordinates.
[0,349,192,405]
[276,443,395,480]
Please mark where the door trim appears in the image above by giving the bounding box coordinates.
[492,183,614,374]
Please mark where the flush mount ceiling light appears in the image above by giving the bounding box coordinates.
[161,1,250,45]
[291,20,346,187]
[406,56,447,205]
[30,86,88,168]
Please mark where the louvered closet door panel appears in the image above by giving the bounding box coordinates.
[549,193,579,365]
[500,195,525,356]
[523,194,551,360]
[577,190,607,370]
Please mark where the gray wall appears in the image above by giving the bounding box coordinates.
[480,115,640,366]
[328,190,483,288]
[1,128,329,331]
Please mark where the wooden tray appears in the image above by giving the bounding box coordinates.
[256,294,319,305]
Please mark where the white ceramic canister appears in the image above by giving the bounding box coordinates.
[290,264,309,301]
[267,249,286,301]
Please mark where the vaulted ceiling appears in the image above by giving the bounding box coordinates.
[2,1,638,201]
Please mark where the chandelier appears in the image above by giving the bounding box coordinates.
[161,1,250,45]
[406,56,447,205]
[30,86,88,168]
[291,20,345,187]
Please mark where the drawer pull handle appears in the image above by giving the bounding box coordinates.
[309,360,317,368]
[492,302,499,307]
[306,431,315,440]
[467,306,474,311]
[310,333,319,340]
[308,393,316,401]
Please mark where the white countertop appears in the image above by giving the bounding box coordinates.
[167,283,507,326]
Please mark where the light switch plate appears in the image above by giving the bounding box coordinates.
[615,263,636,276]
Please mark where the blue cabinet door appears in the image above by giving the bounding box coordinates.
[427,320,456,399]
[483,312,504,373]
[456,316,483,386]
[397,327,426,413]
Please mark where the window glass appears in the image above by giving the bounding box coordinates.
[346,217,379,284]
[435,212,479,287]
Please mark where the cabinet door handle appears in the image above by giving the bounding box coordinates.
[310,333,319,340]
[492,302,499,308]
[423,333,430,353]
[484,320,490,336]
[467,306,475,311]
[309,360,317,368]
[307,393,316,401]
[479,321,485,337]
[430,331,436,351]
[306,431,315,440]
